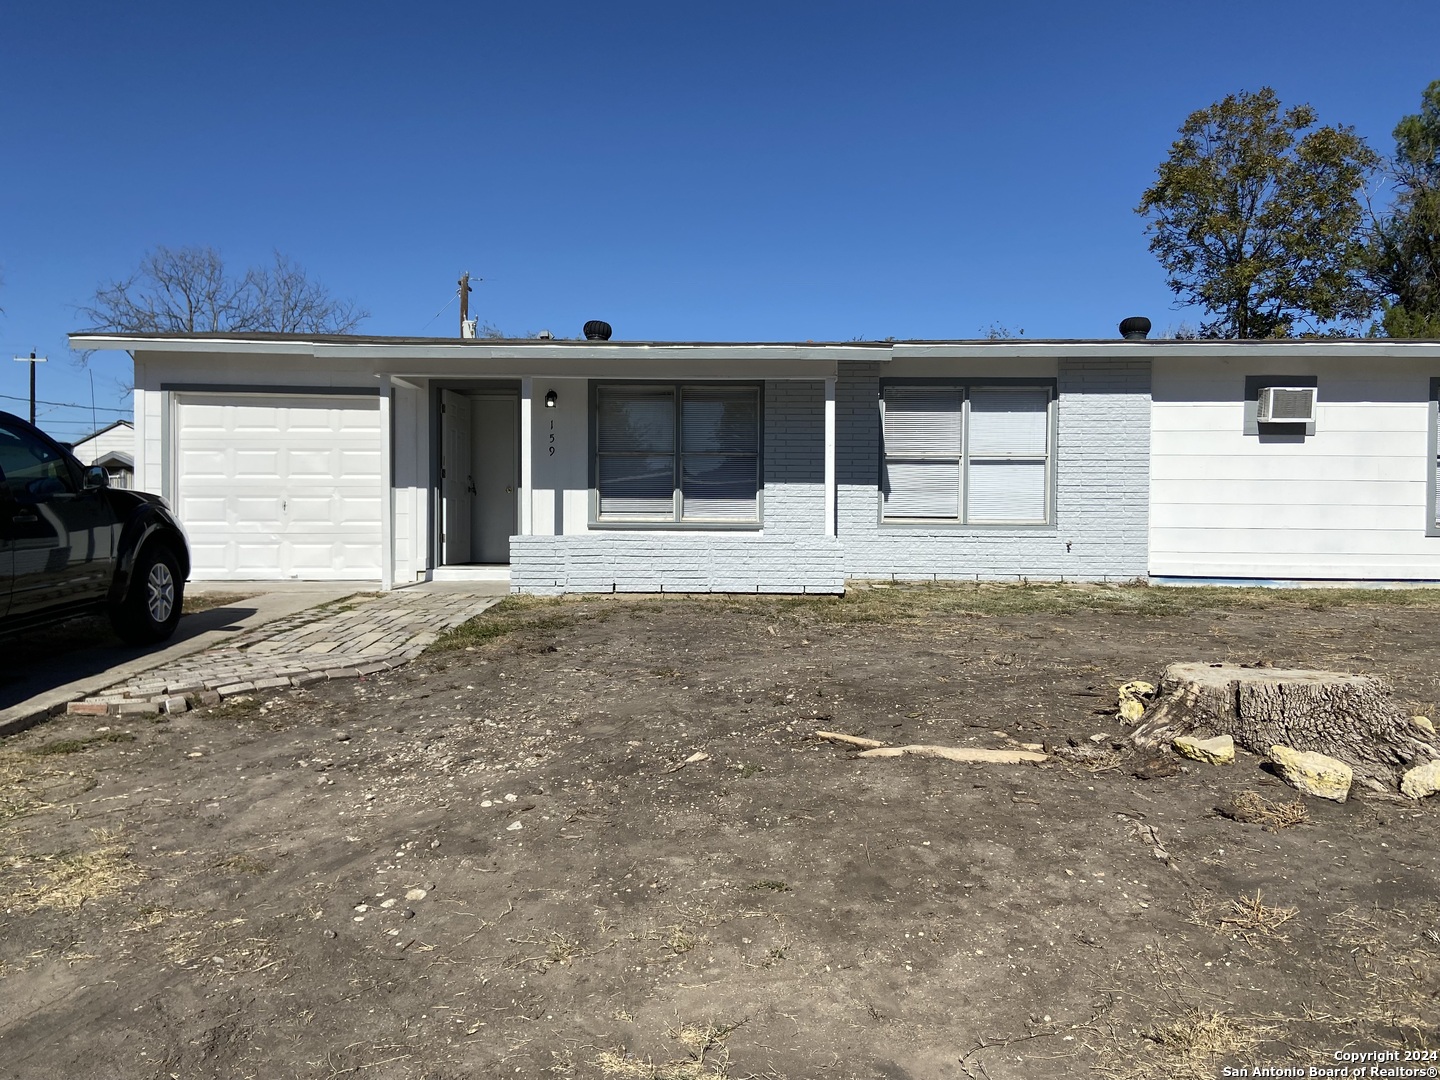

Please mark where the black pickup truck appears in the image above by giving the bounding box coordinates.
[0,410,190,643]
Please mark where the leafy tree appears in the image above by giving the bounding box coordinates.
[1367,81,1440,338]
[81,246,368,334]
[1138,88,1380,338]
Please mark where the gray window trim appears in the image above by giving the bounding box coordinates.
[877,378,1058,529]
[588,381,765,530]
[1244,374,1317,437]
[1428,377,1439,538]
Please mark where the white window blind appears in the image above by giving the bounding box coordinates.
[967,389,1049,523]
[882,387,963,519]
[882,384,1051,524]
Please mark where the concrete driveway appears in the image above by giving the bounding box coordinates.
[0,581,506,735]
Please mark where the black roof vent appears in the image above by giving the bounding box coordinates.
[583,320,613,341]
[1119,316,1151,340]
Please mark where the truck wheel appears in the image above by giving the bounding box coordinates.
[111,543,185,644]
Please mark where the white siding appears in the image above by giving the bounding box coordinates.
[1150,357,1440,580]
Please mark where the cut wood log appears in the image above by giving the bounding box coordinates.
[814,731,886,749]
[1130,662,1439,787]
[856,744,1048,764]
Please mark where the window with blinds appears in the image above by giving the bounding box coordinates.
[881,384,1052,524]
[596,385,760,523]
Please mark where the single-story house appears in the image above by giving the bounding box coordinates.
[65,418,135,489]
[67,328,1440,593]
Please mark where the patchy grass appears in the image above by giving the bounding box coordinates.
[1190,890,1299,944]
[1144,1008,1271,1080]
[181,591,257,615]
[662,925,702,955]
[704,581,1440,623]
[14,828,145,912]
[595,1020,743,1080]
[511,930,585,968]
[429,583,1440,650]
[0,744,102,825]
[213,853,270,875]
[26,731,135,758]
[430,596,578,651]
[748,880,790,893]
[1217,791,1311,829]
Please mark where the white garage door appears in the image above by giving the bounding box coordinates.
[176,394,383,579]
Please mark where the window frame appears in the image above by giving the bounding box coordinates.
[1428,377,1439,538]
[589,381,764,530]
[878,377,1058,529]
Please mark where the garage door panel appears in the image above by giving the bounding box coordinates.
[179,450,231,476]
[286,496,339,522]
[177,394,382,580]
[233,451,282,479]
[284,450,340,477]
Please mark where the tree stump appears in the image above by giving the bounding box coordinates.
[1128,663,1438,788]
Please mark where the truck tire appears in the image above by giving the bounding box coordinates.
[111,542,184,644]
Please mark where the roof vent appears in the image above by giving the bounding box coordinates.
[583,320,613,341]
[536,329,555,340]
[1119,316,1151,340]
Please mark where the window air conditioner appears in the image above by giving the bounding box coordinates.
[1257,386,1316,423]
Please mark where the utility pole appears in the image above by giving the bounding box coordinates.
[12,351,46,425]
[458,272,472,335]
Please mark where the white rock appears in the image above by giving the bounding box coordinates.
[1400,760,1440,799]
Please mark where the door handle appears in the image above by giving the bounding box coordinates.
[12,512,37,524]
[505,486,513,494]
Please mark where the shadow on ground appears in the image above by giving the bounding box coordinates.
[0,605,259,711]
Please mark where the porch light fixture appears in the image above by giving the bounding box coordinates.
[544,390,558,408]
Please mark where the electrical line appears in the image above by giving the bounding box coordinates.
[419,288,460,333]
[0,392,130,413]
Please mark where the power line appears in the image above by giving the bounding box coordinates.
[0,392,130,413]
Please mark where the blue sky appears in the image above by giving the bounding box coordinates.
[2,0,1438,442]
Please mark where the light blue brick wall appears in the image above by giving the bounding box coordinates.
[510,381,844,594]
[838,358,1151,581]
[509,362,1151,593]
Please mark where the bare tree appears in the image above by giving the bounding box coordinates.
[80,246,368,334]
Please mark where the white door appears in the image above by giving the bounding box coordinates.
[471,395,517,564]
[175,394,383,579]
[441,390,473,564]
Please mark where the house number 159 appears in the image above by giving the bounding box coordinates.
[549,418,555,456]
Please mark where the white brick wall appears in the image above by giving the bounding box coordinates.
[510,363,1151,593]
[838,359,1151,581]
[510,381,844,593]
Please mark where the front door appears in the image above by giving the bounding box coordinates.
[471,395,517,564]
[441,390,473,564]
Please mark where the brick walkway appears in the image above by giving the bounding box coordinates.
[69,589,501,717]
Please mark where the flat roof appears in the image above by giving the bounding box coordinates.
[67,330,1440,362]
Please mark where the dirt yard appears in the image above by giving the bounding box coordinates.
[3,584,1439,1080]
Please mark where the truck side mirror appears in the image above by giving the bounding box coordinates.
[83,465,110,489]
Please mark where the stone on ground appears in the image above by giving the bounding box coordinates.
[1269,745,1352,802]
[1413,716,1436,737]
[1400,760,1440,799]
[1172,734,1235,765]
[1117,680,1155,724]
